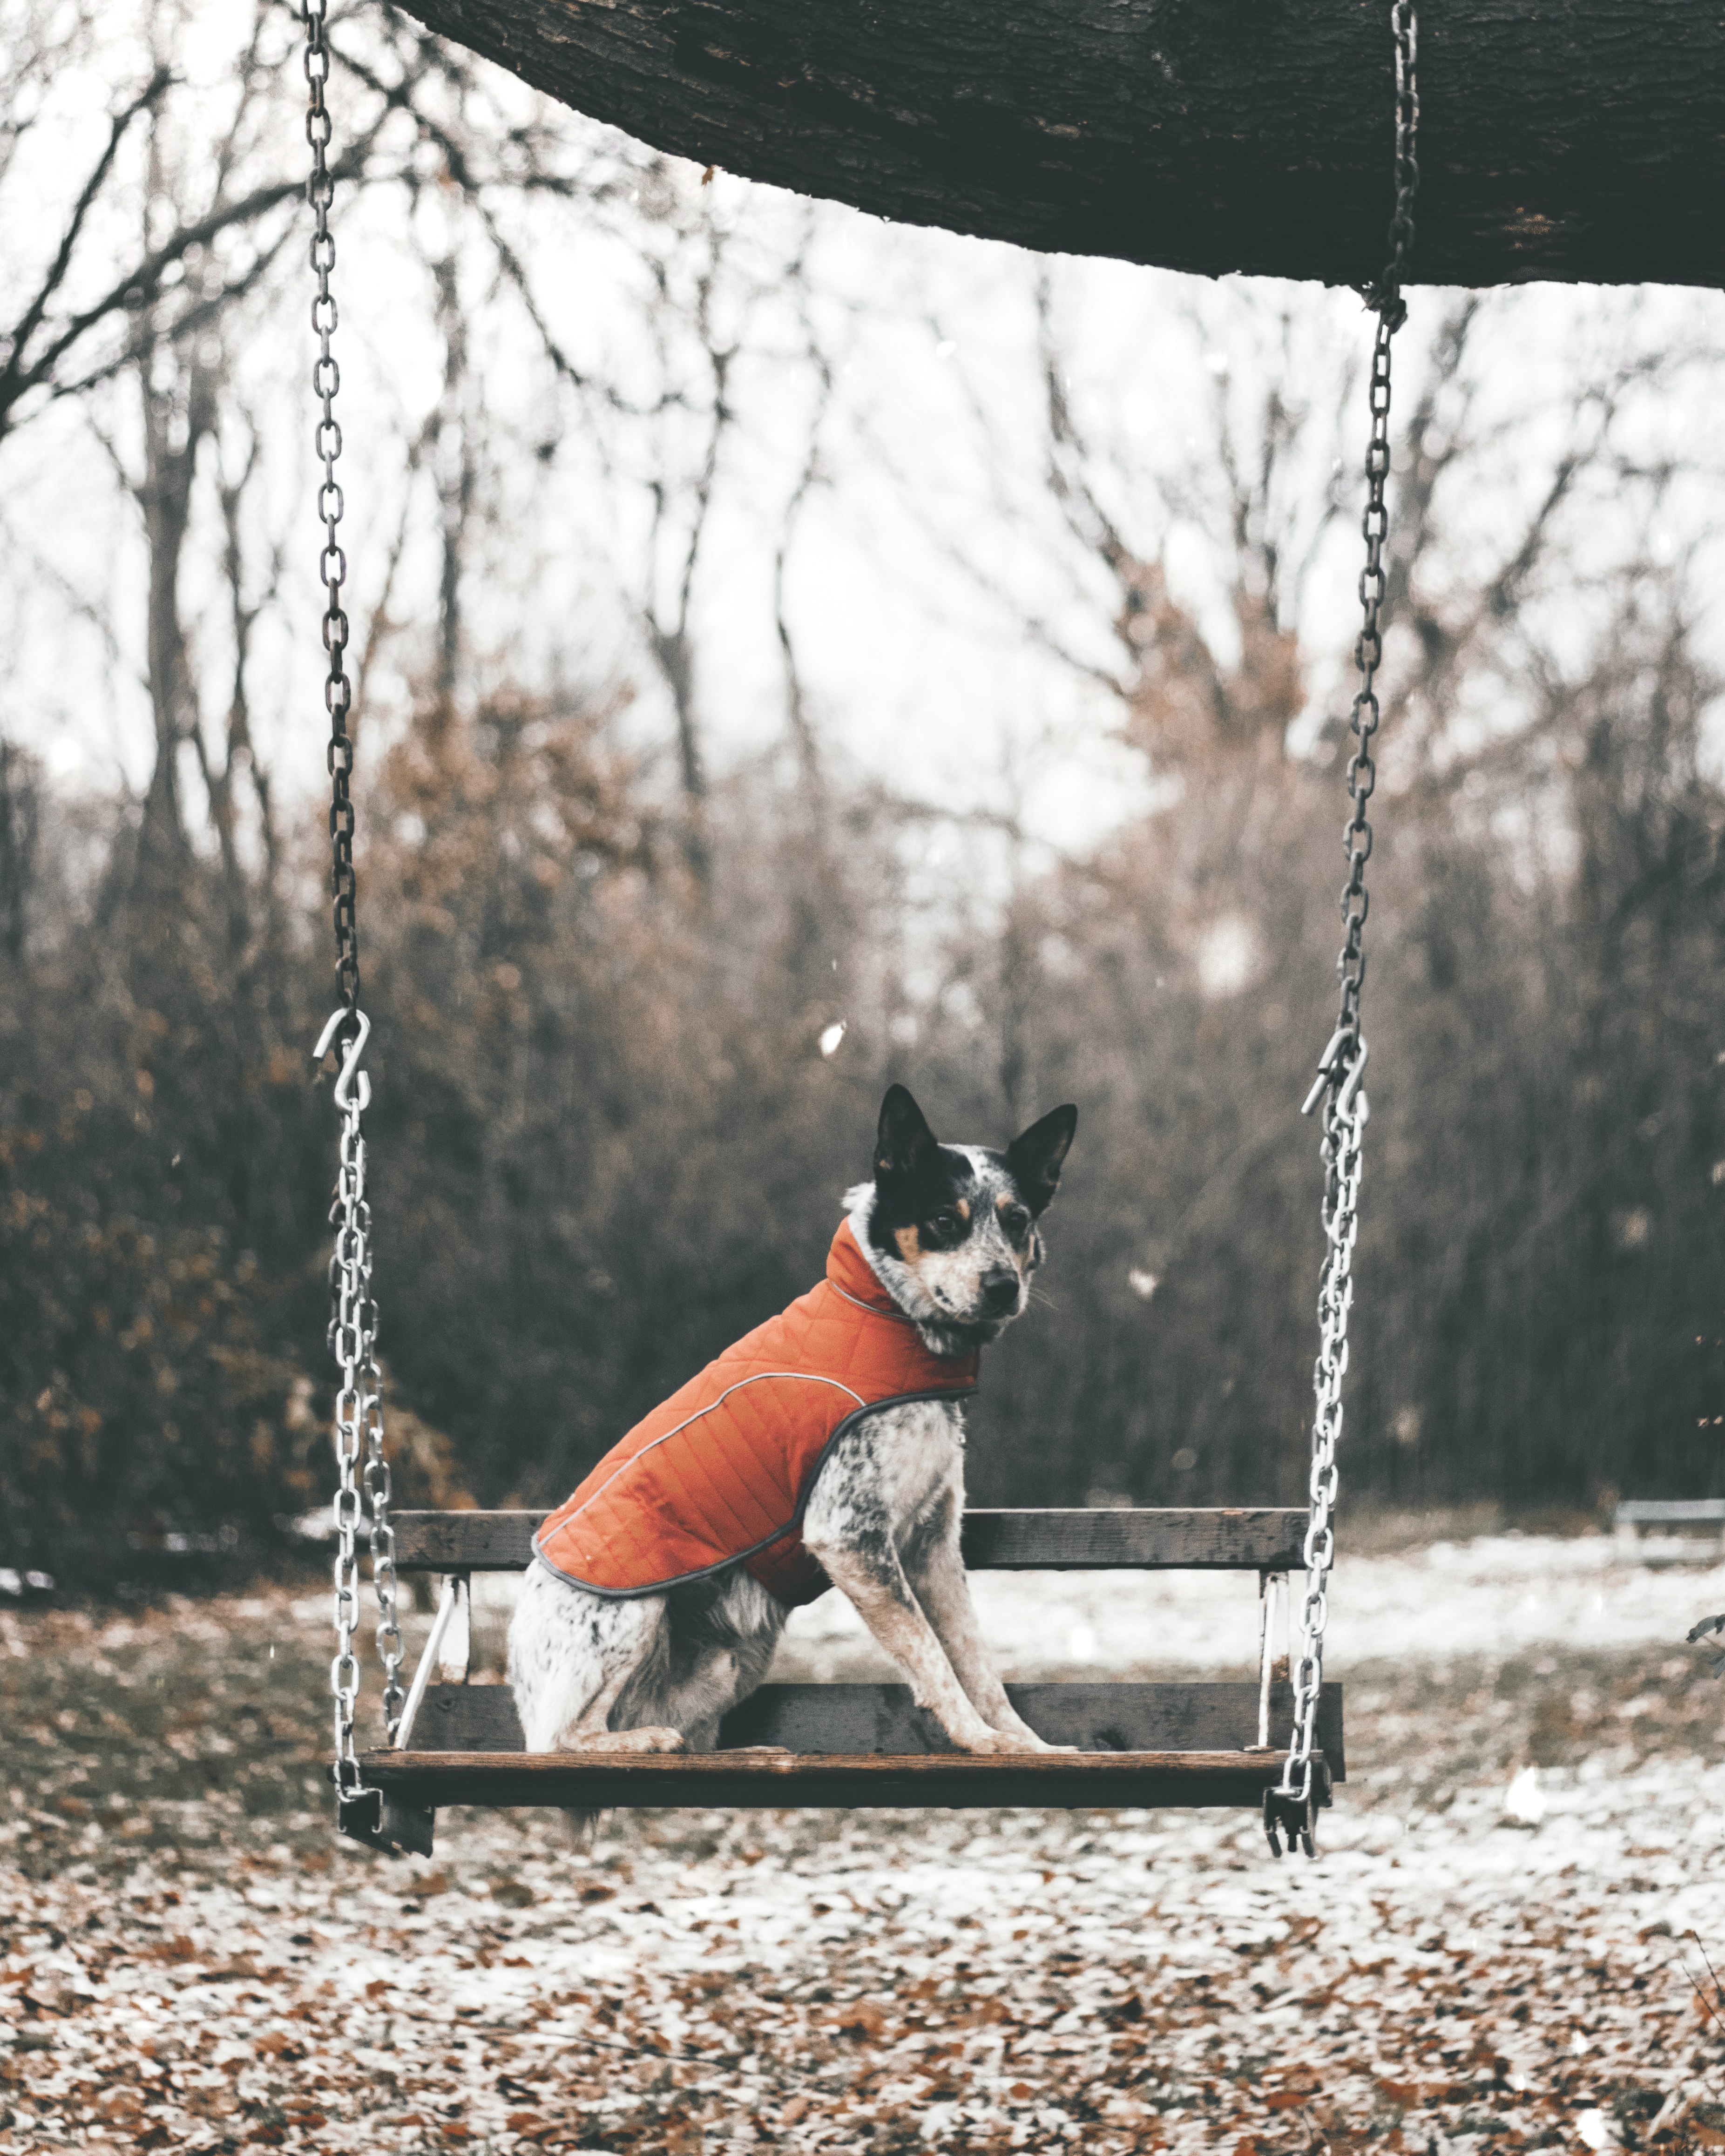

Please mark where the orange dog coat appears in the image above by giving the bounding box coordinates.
[533,1221,979,1607]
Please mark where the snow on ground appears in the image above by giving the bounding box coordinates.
[467,1530,1725,1683]
[4,1532,1725,2154]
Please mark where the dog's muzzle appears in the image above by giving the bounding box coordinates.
[980,1269,1021,1315]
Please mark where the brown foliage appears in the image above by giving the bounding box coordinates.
[3,582,1724,1576]
[1116,560,1306,760]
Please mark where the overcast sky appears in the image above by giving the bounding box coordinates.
[5,2,1724,880]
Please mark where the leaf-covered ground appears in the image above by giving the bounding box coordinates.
[5,1539,1725,2153]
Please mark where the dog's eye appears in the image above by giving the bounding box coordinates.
[1002,1206,1030,1239]
[929,1210,960,1240]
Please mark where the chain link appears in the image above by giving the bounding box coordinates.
[1274,1,1419,1852]
[304,1,405,1787]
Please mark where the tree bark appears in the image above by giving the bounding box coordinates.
[397,0,1725,289]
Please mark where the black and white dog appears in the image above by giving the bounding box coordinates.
[507,1084,1077,1759]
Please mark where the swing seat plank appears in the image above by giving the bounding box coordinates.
[390,1506,1311,1575]
[360,1744,1333,1813]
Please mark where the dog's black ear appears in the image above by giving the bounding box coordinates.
[1006,1103,1077,1215]
[876,1084,939,1183]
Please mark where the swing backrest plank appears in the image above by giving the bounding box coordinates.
[399,1676,1344,1778]
[390,1506,1309,1575]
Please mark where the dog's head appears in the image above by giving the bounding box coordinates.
[847,1084,1077,1350]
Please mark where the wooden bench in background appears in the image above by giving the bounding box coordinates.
[1615,1499,1725,1566]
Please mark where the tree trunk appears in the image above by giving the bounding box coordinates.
[136,338,215,882]
[398,0,1725,288]
[433,252,472,718]
[0,740,38,964]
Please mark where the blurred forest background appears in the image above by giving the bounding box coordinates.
[3,1,1725,1586]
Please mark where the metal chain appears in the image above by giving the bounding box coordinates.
[322,1036,406,1747]
[1271,0,1419,1858]
[304,0,405,1788]
[327,1056,369,1791]
[1278,1078,1366,1837]
[304,0,359,1016]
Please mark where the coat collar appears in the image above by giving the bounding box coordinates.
[826,1219,907,1318]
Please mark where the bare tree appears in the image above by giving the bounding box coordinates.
[771,237,835,806]
[0,5,380,446]
[204,414,284,923]
[637,212,735,879]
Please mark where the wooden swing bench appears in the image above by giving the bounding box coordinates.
[347,1505,1342,1853]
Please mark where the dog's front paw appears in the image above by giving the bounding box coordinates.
[959,1727,1071,1757]
[624,1725,688,1753]
[575,1725,688,1754]
[995,1717,1078,1754]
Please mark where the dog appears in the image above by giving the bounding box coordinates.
[507,1082,1077,1763]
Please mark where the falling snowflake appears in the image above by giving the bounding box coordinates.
[818,1022,846,1058]
[1505,1764,1547,1824]
[1127,1268,1159,1301]
[1196,915,1258,998]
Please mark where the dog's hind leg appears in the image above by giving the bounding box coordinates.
[628,1568,790,1751]
[507,1564,685,1754]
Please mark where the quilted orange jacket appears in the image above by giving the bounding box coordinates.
[532,1221,979,1607]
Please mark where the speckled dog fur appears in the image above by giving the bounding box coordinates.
[508,1084,1077,1764]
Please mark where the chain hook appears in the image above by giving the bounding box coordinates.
[313,1004,372,1110]
[1333,1036,1369,1122]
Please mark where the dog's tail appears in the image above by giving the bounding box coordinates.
[563,1807,605,1850]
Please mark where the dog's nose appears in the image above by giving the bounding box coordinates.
[981,1269,1021,1313]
